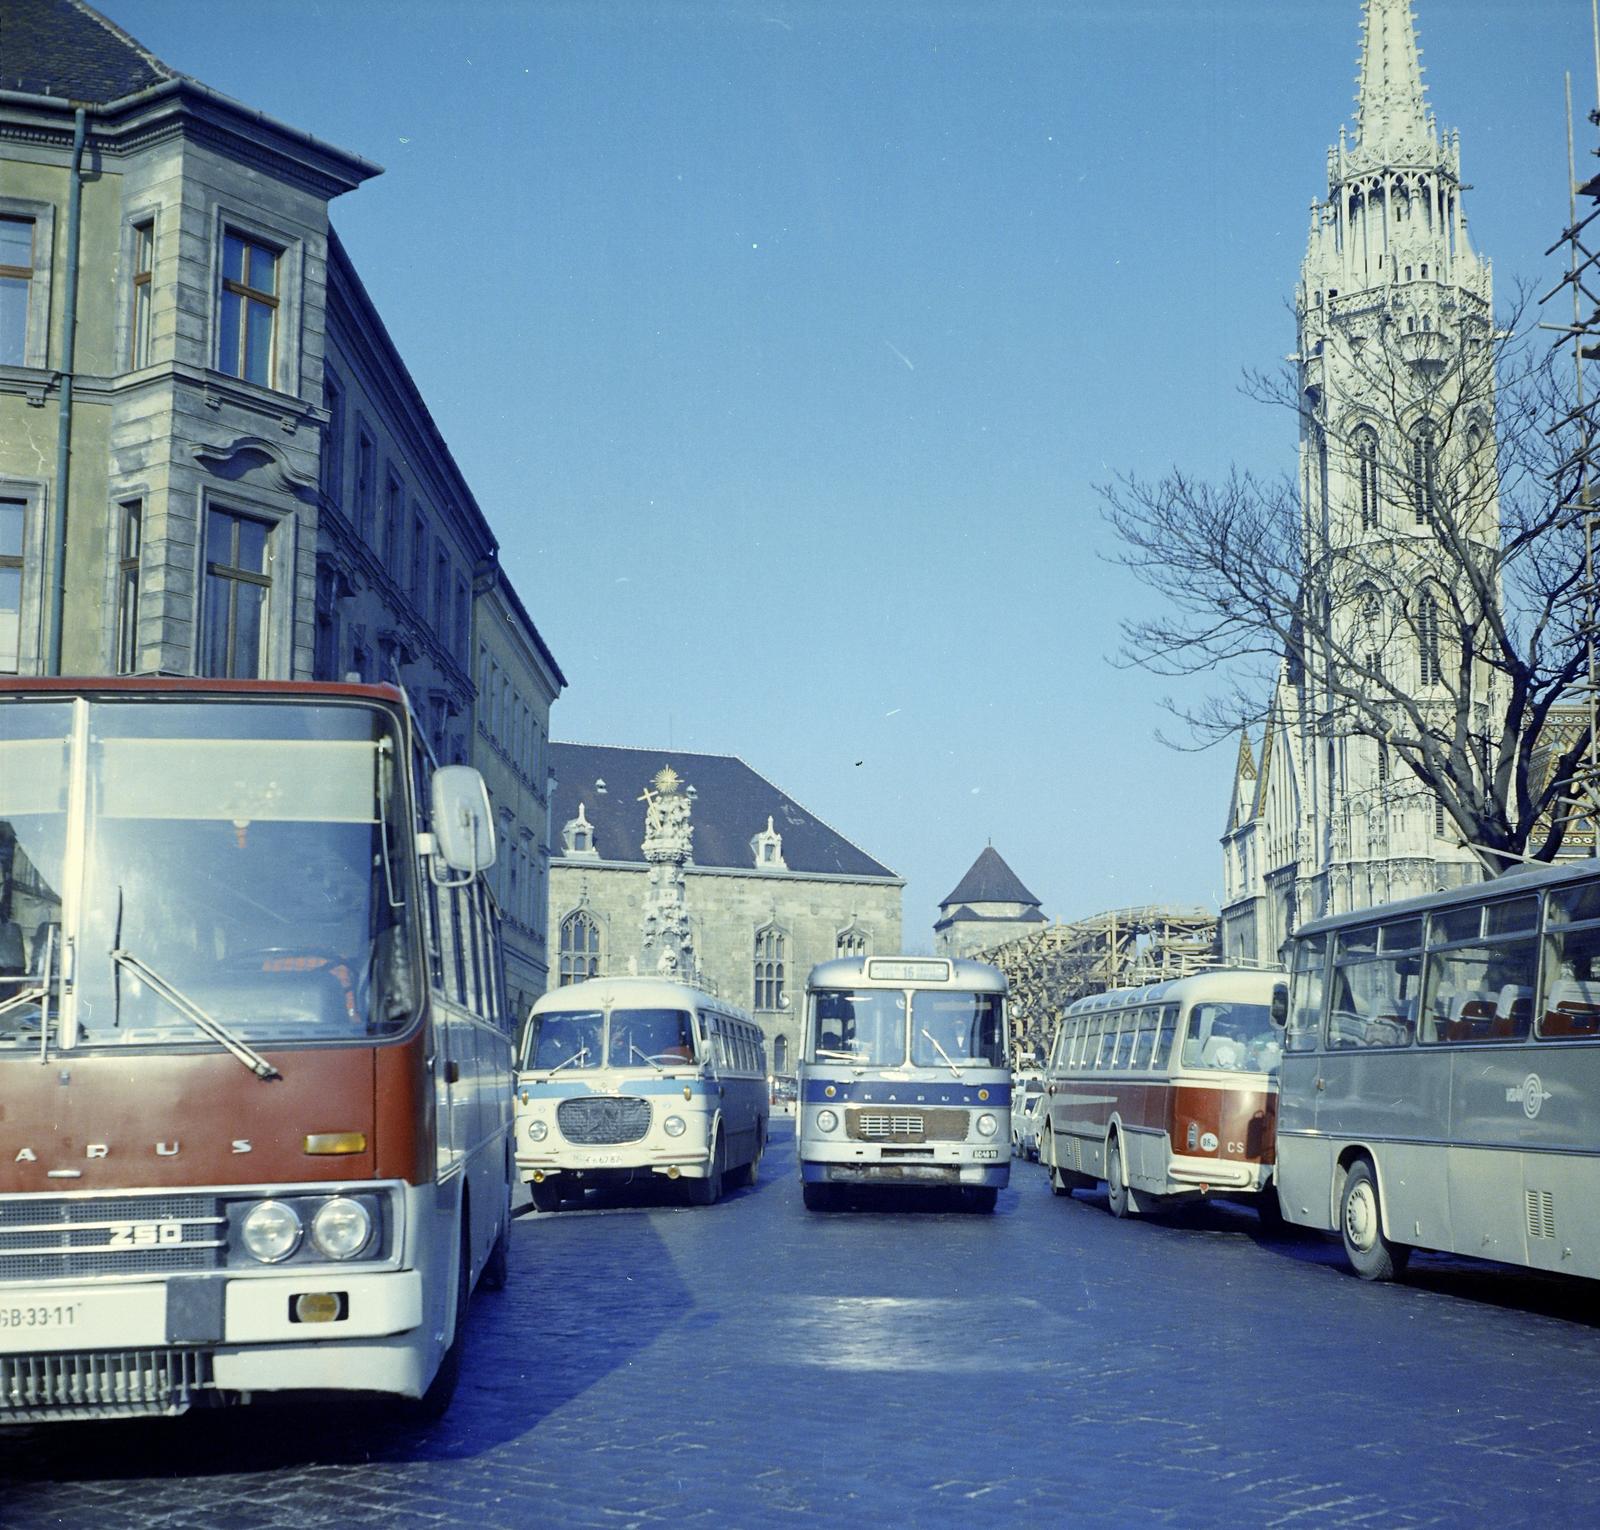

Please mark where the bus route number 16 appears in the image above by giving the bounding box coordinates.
[108,1221,184,1248]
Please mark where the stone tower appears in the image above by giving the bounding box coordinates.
[1221,0,1500,962]
[638,765,700,983]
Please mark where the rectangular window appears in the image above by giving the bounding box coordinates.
[218,229,278,386]
[115,499,142,674]
[435,552,449,628]
[322,372,344,501]
[355,430,375,539]
[200,507,272,678]
[0,217,33,367]
[385,471,404,560]
[455,574,470,653]
[411,513,427,601]
[1327,921,1422,1049]
[1285,935,1327,1053]
[0,496,24,673]
[129,220,154,369]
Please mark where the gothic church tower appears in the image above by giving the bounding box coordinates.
[1221,0,1500,963]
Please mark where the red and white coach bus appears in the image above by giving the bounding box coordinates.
[1037,969,1286,1221]
[0,677,515,1424]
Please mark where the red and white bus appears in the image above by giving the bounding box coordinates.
[0,677,515,1423]
[1037,969,1286,1221]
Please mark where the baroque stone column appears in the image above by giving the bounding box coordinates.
[637,765,699,983]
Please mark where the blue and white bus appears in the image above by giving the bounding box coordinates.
[515,976,767,1210]
[798,956,1010,1212]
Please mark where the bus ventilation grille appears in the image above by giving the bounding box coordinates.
[557,1096,651,1145]
[847,1108,969,1144]
[0,1349,211,1422]
[1525,1189,1556,1241]
[0,1194,224,1280]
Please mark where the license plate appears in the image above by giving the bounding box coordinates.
[972,1148,1001,1161]
[0,1284,167,1353]
[583,1153,624,1166]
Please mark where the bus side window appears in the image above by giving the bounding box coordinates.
[1154,1005,1179,1068]
[1287,935,1328,1052]
[1131,1007,1157,1069]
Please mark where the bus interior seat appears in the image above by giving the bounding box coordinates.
[1543,978,1600,1036]
[1492,984,1533,1038]
[1444,991,1498,1041]
[1200,1035,1244,1068]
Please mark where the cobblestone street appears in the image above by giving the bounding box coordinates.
[4,1122,1600,1528]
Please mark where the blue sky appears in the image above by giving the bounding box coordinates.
[109,0,1596,942]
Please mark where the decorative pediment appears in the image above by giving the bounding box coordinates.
[190,436,318,500]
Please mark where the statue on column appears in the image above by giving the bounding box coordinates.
[638,765,699,985]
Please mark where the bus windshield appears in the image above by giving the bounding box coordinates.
[911,990,1006,1067]
[521,1006,696,1071]
[0,698,417,1053]
[1180,1002,1281,1073]
[811,988,905,1065]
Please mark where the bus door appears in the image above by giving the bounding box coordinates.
[1278,934,1335,1223]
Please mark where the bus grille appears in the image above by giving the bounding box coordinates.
[557,1096,652,1145]
[846,1108,969,1144]
[0,1195,225,1282]
[0,1349,211,1421]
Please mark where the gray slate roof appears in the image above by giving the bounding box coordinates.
[940,846,1042,910]
[5,0,176,102]
[935,904,1047,929]
[550,743,897,880]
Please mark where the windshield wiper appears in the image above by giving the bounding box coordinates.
[630,1043,664,1073]
[110,949,281,1081]
[548,1045,590,1075]
[814,1047,857,1061]
[919,1028,963,1080]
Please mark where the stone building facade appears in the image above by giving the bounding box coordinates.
[1,0,563,993]
[934,846,1047,958]
[1220,0,1497,965]
[547,743,903,1074]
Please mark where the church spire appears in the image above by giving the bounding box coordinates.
[1353,0,1433,164]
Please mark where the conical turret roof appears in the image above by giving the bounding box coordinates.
[1352,0,1433,165]
[940,846,1041,910]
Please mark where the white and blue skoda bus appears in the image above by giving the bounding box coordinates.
[516,976,767,1211]
[798,956,1010,1211]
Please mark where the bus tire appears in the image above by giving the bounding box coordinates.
[737,1126,765,1189]
[687,1132,724,1207]
[964,1186,998,1214]
[481,1190,512,1292]
[405,1210,470,1424]
[802,1181,837,1212]
[1255,1183,1286,1231]
[1042,1129,1072,1197]
[1106,1137,1133,1219]
[529,1179,563,1213]
[1339,1159,1409,1281]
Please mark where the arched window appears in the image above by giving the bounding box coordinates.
[1417,589,1442,686]
[1411,423,1438,524]
[1353,426,1380,529]
[558,910,601,985]
[754,925,786,1012]
[773,1034,789,1073]
[836,926,868,959]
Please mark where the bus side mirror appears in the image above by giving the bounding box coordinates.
[1270,983,1289,1028]
[431,765,497,873]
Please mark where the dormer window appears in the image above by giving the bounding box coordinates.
[751,815,786,870]
[561,801,600,858]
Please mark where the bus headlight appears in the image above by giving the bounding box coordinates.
[310,1197,373,1260]
[816,1108,839,1133]
[975,1112,998,1138]
[663,1115,686,1137]
[241,1200,302,1263]
[527,1119,548,1142]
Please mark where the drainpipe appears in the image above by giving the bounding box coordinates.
[47,107,87,676]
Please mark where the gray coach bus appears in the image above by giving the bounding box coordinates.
[1276,860,1600,1281]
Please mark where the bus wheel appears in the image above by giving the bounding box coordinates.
[1340,1160,1410,1281]
[405,1214,470,1424]
[1106,1138,1133,1219]
[687,1133,724,1207]
[964,1186,998,1214]
[738,1127,765,1189]
[529,1180,563,1213]
[1043,1129,1071,1197]
[802,1181,837,1212]
[1255,1184,1286,1231]
[481,1187,512,1291]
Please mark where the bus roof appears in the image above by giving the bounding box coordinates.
[528,975,753,1020]
[1291,858,1600,942]
[1064,967,1283,1013]
[0,676,406,704]
[804,955,1008,992]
